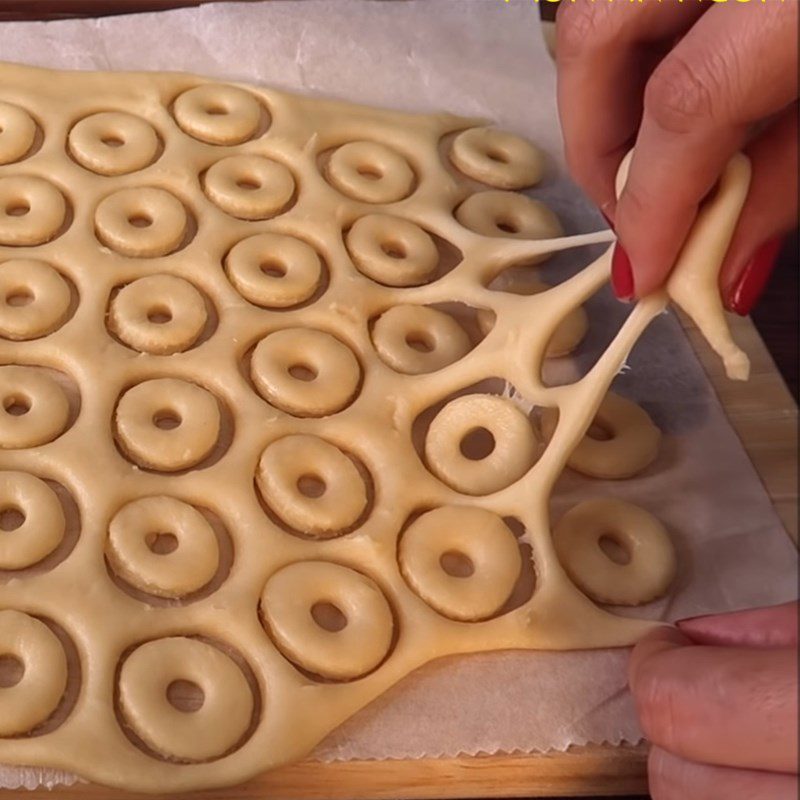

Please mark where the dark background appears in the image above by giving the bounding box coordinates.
[0,3,796,800]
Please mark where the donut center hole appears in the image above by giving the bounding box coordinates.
[128,214,153,229]
[236,177,262,191]
[356,164,383,180]
[598,533,631,566]
[0,505,25,531]
[101,135,125,148]
[152,409,182,430]
[460,427,496,460]
[440,550,475,578]
[5,201,30,217]
[405,331,434,353]
[297,474,326,498]
[5,288,33,307]
[146,532,179,555]
[486,148,510,164]
[0,654,24,688]
[147,306,173,324]
[310,601,348,632]
[3,394,30,416]
[166,679,205,713]
[380,240,407,259]
[496,217,519,234]
[260,259,287,279]
[587,422,613,441]
[205,105,229,116]
[288,364,318,382]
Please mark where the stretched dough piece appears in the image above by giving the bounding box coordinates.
[615,151,751,381]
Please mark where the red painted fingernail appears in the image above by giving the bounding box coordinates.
[611,241,634,301]
[725,236,783,316]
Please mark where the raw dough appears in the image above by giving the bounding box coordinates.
[0,61,749,792]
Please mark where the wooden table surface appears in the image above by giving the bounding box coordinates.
[1,4,797,799]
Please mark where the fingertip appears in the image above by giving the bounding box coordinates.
[628,625,691,690]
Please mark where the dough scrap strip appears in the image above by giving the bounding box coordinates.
[0,61,746,792]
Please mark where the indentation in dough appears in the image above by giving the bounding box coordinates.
[202,155,296,220]
[0,176,69,247]
[94,187,193,258]
[322,141,416,204]
[68,111,161,176]
[0,102,38,165]
[107,274,215,355]
[260,561,394,681]
[0,365,79,449]
[255,434,373,538]
[0,259,75,341]
[247,327,362,417]
[370,304,473,375]
[224,232,328,309]
[116,636,259,762]
[172,84,268,145]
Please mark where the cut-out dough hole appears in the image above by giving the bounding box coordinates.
[260,260,287,279]
[405,332,434,353]
[146,306,172,324]
[166,679,205,713]
[3,394,31,416]
[287,364,318,382]
[205,106,228,116]
[236,178,261,191]
[380,241,406,259]
[459,427,496,460]
[128,214,153,229]
[496,218,518,234]
[598,533,631,566]
[356,165,382,180]
[297,474,326,498]
[0,653,24,688]
[5,202,30,217]
[310,601,348,632]
[146,532,179,555]
[439,550,475,578]
[587,422,613,442]
[101,136,125,148]
[486,148,509,164]
[0,505,25,531]
[5,289,33,306]
[152,410,182,430]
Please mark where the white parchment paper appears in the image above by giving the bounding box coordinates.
[0,0,796,783]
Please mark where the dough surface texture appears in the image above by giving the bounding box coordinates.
[0,61,747,792]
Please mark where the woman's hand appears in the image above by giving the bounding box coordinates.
[629,602,798,799]
[556,1,798,310]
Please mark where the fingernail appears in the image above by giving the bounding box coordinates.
[611,241,634,301]
[725,236,783,316]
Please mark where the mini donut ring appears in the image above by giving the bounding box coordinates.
[450,128,544,189]
[109,274,207,355]
[256,434,368,537]
[95,187,188,258]
[250,328,361,417]
[0,176,67,247]
[173,84,263,145]
[0,471,65,570]
[225,233,322,309]
[118,637,254,761]
[456,190,562,254]
[476,276,588,357]
[399,506,522,621]
[68,112,160,176]
[425,394,539,495]
[204,155,295,220]
[107,496,219,598]
[115,378,221,472]
[0,102,37,165]
[0,366,70,449]
[0,259,71,341]
[260,561,393,680]
[541,391,661,479]
[553,498,677,605]
[371,305,471,375]
[346,214,438,287]
[325,141,415,204]
[0,610,67,736]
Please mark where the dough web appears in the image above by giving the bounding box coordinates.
[0,61,747,792]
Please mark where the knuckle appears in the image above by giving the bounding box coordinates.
[645,53,725,133]
[556,2,616,62]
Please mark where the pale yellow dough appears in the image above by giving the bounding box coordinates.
[0,61,750,793]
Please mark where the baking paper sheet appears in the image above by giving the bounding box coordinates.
[0,0,796,782]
